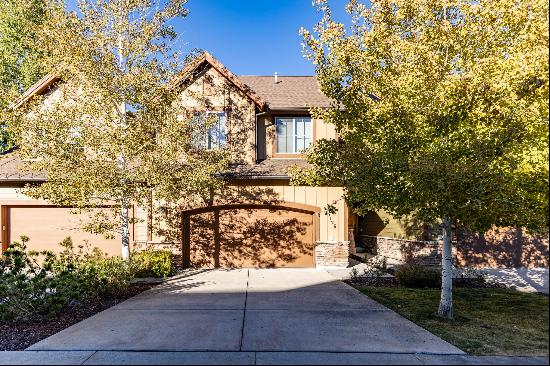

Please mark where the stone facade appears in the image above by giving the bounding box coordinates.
[363,236,444,267]
[315,241,350,267]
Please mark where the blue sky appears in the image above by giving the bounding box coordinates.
[178,0,350,75]
[67,0,351,76]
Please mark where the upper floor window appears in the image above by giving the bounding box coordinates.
[206,111,227,149]
[275,117,312,154]
[68,126,82,144]
[193,111,227,149]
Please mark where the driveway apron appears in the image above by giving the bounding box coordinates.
[27,268,463,354]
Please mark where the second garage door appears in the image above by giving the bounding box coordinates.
[182,204,319,268]
[3,206,121,256]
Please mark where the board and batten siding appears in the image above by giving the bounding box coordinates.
[134,205,149,243]
[314,118,337,141]
[145,184,347,245]
[227,184,346,243]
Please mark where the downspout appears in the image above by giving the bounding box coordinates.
[255,108,269,163]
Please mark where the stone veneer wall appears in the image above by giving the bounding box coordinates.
[315,241,350,267]
[363,236,444,267]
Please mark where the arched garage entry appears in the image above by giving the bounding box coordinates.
[181,203,320,268]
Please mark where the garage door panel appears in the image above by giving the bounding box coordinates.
[188,211,217,267]
[8,207,120,256]
[188,207,315,268]
[219,208,313,268]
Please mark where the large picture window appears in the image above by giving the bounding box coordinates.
[275,117,312,154]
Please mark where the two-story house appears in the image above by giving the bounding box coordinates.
[0,52,352,268]
[1,52,547,269]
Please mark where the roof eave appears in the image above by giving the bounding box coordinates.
[12,74,61,109]
[0,178,46,183]
[223,175,290,181]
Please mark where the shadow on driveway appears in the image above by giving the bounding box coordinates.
[27,269,463,355]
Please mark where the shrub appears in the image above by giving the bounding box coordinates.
[0,236,135,323]
[395,263,441,288]
[0,237,73,322]
[363,255,387,277]
[49,237,135,298]
[349,267,359,280]
[0,237,177,323]
[132,249,174,278]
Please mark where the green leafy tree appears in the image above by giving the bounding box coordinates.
[297,0,549,318]
[0,0,48,151]
[8,0,229,260]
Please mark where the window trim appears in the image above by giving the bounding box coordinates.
[272,116,314,157]
[193,110,227,150]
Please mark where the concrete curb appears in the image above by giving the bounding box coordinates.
[0,351,547,365]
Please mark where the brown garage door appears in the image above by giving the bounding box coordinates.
[182,204,319,268]
[4,206,121,256]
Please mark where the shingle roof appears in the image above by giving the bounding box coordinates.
[225,159,310,179]
[0,152,46,182]
[0,153,307,182]
[13,56,333,112]
[238,76,332,110]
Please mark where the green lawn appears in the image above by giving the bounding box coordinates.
[358,287,549,356]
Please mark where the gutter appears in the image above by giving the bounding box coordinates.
[226,175,290,181]
[215,171,290,181]
[267,106,345,113]
[12,74,60,109]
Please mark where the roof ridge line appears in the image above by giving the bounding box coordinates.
[239,75,316,77]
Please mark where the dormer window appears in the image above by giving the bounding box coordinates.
[275,117,312,154]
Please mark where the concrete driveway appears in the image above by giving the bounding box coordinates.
[28,269,462,354]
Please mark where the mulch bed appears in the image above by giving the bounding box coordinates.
[0,283,155,351]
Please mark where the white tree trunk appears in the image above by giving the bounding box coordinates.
[438,217,453,319]
[120,194,130,260]
[117,6,129,261]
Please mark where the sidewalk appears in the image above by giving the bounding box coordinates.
[0,351,548,365]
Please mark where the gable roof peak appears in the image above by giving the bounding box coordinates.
[172,51,267,111]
